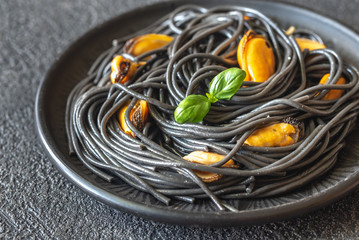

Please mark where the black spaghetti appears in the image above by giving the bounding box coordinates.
[65,5,359,211]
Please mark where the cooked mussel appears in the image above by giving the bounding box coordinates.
[110,55,144,84]
[244,117,301,147]
[123,33,173,57]
[118,100,149,137]
[296,38,326,52]
[183,151,237,183]
[237,30,275,82]
[319,73,346,100]
[285,26,326,51]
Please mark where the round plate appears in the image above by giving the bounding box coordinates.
[35,0,359,226]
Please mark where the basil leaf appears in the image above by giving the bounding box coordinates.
[208,68,246,100]
[174,95,211,124]
[206,93,218,103]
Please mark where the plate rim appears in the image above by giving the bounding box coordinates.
[35,0,359,226]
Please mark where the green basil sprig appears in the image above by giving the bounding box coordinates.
[174,95,211,124]
[174,68,246,124]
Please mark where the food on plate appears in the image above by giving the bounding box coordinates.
[118,99,149,137]
[295,37,326,51]
[319,74,346,100]
[244,118,301,147]
[65,5,359,211]
[237,30,275,82]
[123,33,173,57]
[110,55,145,84]
[183,151,237,182]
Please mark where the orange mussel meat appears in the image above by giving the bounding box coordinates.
[110,55,144,84]
[237,30,275,82]
[118,100,149,138]
[123,33,173,57]
[295,38,326,52]
[319,73,346,100]
[183,151,237,183]
[244,122,300,147]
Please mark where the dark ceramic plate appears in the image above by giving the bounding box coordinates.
[35,0,359,226]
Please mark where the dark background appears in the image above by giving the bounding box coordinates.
[1,0,359,238]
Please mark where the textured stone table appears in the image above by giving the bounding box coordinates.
[1,0,359,238]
